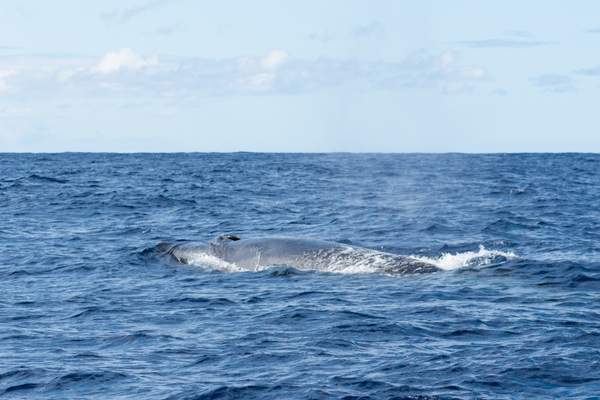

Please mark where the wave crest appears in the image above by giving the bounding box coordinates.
[411,245,517,271]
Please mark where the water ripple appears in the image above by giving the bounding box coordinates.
[2,153,600,399]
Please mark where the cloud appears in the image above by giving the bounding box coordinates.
[352,21,386,38]
[233,49,488,95]
[368,50,489,94]
[530,74,575,93]
[111,49,486,95]
[237,50,289,91]
[457,38,553,48]
[93,48,158,74]
[462,67,486,79]
[575,66,600,76]
[261,50,288,70]
[584,28,600,34]
[101,0,176,24]
[3,48,491,99]
[0,69,17,94]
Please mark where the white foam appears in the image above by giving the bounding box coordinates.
[184,253,245,273]
[411,245,517,271]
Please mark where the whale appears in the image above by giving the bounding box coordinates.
[157,234,440,274]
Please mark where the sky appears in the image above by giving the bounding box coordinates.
[1,1,600,152]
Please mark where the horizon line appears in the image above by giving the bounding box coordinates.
[1,151,599,155]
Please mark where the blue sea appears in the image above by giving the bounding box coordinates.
[1,153,599,399]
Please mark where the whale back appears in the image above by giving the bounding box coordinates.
[210,236,439,274]
[213,236,344,268]
[162,235,440,274]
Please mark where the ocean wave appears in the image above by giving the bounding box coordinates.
[411,245,517,271]
[27,174,68,184]
[48,371,128,389]
[4,153,600,399]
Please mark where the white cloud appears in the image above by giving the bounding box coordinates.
[93,48,158,74]
[462,67,486,79]
[240,72,276,91]
[0,68,17,94]
[261,49,288,70]
[439,51,455,68]
[0,48,490,99]
[238,49,289,91]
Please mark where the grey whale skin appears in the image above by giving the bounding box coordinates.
[158,235,440,274]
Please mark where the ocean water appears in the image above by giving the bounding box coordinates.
[1,153,599,399]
